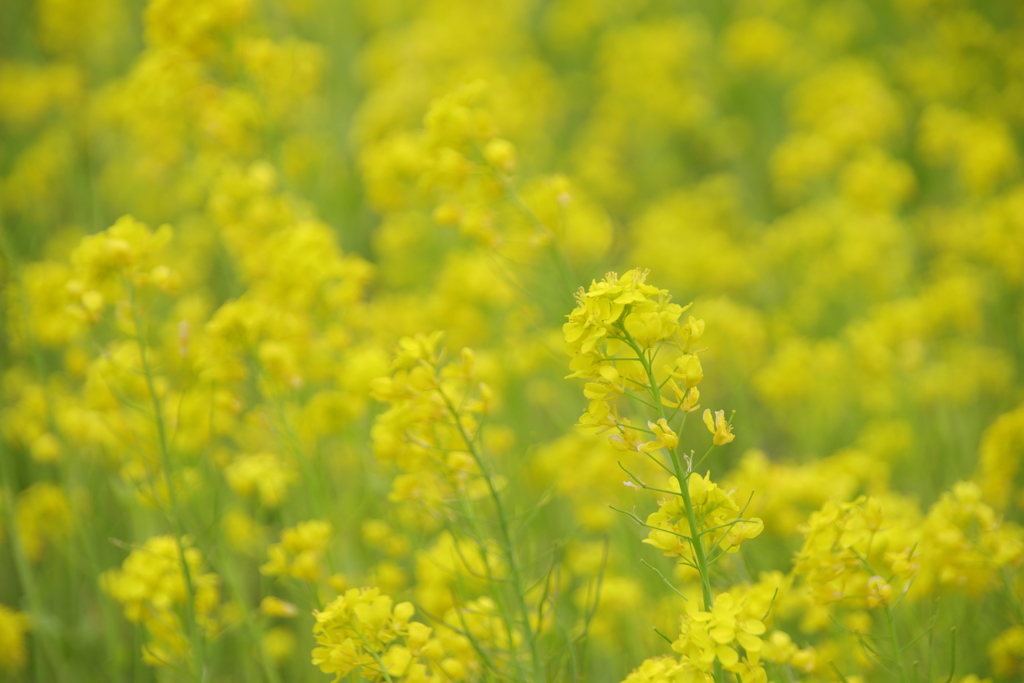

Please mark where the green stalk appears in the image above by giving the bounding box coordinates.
[854,545,908,683]
[621,333,723,683]
[439,389,544,683]
[450,492,521,675]
[884,605,910,683]
[126,280,205,682]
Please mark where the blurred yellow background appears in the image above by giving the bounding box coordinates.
[1,0,1023,681]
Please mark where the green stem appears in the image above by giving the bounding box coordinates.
[216,551,283,683]
[439,389,544,683]
[126,281,205,682]
[622,334,723,683]
[449,494,521,672]
[853,547,908,683]
[884,605,910,683]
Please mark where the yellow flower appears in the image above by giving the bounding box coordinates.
[483,138,516,172]
[865,575,893,608]
[639,419,679,452]
[661,380,700,413]
[224,453,297,508]
[674,354,704,388]
[672,591,767,675]
[703,409,735,446]
[260,520,333,582]
[100,535,226,664]
[312,587,445,683]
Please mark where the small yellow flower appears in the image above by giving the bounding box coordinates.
[639,418,679,452]
[674,354,704,388]
[866,576,893,608]
[661,379,700,413]
[703,409,735,446]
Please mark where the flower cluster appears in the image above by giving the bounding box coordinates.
[261,520,334,583]
[100,535,229,666]
[67,215,179,322]
[312,587,457,683]
[643,474,763,571]
[225,452,298,508]
[671,591,767,682]
[370,333,495,515]
[791,496,916,609]
[565,269,721,452]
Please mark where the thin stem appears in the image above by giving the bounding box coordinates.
[691,444,716,472]
[639,560,687,601]
[613,421,656,435]
[700,519,759,537]
[884,605,910,683]
[474,145,577,301]
[439,390,544,683]
[850,547,909,683]
[355,629,395,683]
[126,280,205,681]
[830,662,852,683]
[640,449,676,476]
[621,332,722,683]
[608,505,693,543]
[617,461,683,498]
[944,628,956,683]
[447,498,521,664]
[622,391,660,411]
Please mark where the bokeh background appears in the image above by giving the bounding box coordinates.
[1,0,1024,681]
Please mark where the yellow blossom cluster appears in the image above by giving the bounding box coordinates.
[261,520,333,584]
[791,496,916,608]
[100,535,230,667]
[225,452,298,509]
[672,590,768,681]
[564,269,714,448]
[371,333,495,514]
[313,588,434,682]
[643,474,763,570]
[312,586,496,683]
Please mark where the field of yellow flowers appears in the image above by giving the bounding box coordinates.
[2,0,1024,681]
